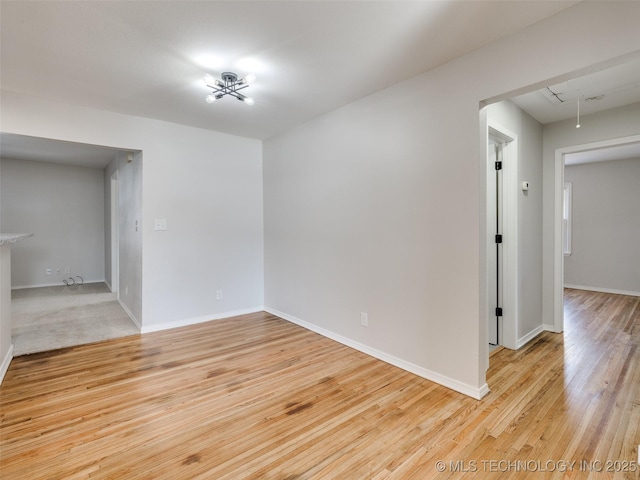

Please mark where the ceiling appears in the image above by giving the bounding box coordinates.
[2,1,638,168]
[511,57,640,125]
[510,56,640,166]
[0,0,579,141]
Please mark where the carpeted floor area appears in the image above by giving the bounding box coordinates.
[11,282,140,356]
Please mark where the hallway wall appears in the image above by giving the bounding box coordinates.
[486,100,544,346]
[564,157,640,295]
[0,158,105,288]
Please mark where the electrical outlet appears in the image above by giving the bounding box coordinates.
[360,312,368,327]
[154,219,167,231]
[216,290,223,301]
[64,266,70,274]
[55,268,61,276]
[46,268,52,276]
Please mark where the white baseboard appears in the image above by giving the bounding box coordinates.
[265,307,489,400]
[517,325,544,349]
[0,344,14,385]
[141,306,265,334]
[564,284,640,297]
[12,279,106,290]
[118,299,141,331]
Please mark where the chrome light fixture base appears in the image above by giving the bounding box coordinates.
[204,71,255,105]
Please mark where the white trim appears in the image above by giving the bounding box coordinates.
[140,306,264,334]
[110,171,120,297]
[516,325,544,349]
[554,148,565,334]
[265,307,490,400]
[564,284,640,298]
[11,279,106,290]
[118,298,142,330]
[563,182,572,255]
[553,134,640,334]
[0,344,14,385]
[487,120,518,350]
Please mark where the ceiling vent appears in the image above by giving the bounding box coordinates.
[539,86,565,105]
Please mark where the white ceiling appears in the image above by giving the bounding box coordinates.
[0,0,579,141]
[4,1,638,169]
[511,58,640,125]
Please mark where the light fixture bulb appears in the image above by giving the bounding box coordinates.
[244,73,256,84]
[244,97,255,105]
[203,74,215,86]
[576,98,581,129]
[205,94,217,103]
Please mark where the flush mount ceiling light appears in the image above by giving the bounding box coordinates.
[203,72,255,105]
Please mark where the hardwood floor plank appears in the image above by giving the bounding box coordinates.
[2,291,639,479]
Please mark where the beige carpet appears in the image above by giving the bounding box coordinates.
[11,283,140,356]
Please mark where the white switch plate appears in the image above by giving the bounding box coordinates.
[216,290,223,301]
[154,219,167,231]
[360,312,368,327]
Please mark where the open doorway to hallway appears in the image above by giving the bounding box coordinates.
[558,138,640,318]
[482,54,640,366]
[0,134,143,354]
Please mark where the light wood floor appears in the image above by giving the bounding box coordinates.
[1,289,638,479]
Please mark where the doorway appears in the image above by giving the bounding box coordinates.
[487,122,518,352]
[488,139,502,347]
[553,135,640,332]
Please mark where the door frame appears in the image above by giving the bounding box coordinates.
[487,121,519,350]
[110,170,119,297]
[552,133,640,333]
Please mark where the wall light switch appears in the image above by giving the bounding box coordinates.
[154,219,167,231]
[522,181,530,191]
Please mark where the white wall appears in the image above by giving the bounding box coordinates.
[0,245,12,381]
[564,158,640,295]
[264,2,640,397]
[487,100,544,345]
[0,94,264,331]
[105,151,143,325]
[542,102,640,323]
[0,158,105,288]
